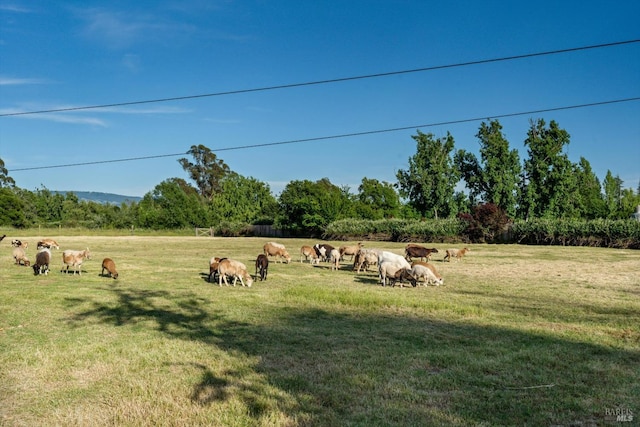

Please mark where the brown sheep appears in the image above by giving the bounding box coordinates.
[33,248,51,275]
[101,258,118,279]
[339,242,363,261]
[263,242,292,264]
[444,248,470,262]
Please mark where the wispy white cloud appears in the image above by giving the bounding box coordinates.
[0,103,190,127]
[0,110,108,127]
[0,76,48,85]
[0,4,32,13]
[76,7,194,48]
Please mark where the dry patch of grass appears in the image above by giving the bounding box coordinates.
[1,236,639,426]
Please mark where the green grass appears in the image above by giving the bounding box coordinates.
[1,236,639,426]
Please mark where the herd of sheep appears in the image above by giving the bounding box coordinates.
[5,235,469,288]
[209,241,470,289]
[7,238,118,279]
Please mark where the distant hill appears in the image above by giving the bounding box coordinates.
[54,191,142,205]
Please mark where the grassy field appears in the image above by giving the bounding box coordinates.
[1,234,638,426]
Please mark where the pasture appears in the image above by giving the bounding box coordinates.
[1,235,638,426]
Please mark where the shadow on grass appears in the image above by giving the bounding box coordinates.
[65,287,640,426]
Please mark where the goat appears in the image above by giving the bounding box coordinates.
[255,254,269,281]
[300,245,320,264]
[263,242,292,264]
[313,243,335,262]
[33,248,51,275]
[444,247,470,262]
[101,258,119,279]
[37,239,60,250]
[61,248,91,275]
[218,259,253,287]
[404,244,438,262]
[339,242,363,261]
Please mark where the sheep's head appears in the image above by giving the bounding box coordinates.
[245,274,254,287]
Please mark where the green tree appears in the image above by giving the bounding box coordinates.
[210,172,278,224]
[620,187,640,219]
[396,130,460,219]
[518,119,577,219]
[276,178,355,236]
[137,178,208,229]
[32,187,65,223]
[0,157,16,188]
[178,145,230,200]
[574,157,605,219]
[355,178,401,219]
[0,187,27,227]
[603,170,624,218]
[455,120,520,217]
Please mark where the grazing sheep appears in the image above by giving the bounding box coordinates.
[61,248,91,275]
[33,248,51,275]
[444,247,470,262]
[101,258,118,279]
[255,254,269,281]
[379,262,416,287]
[218,259,253,287]
[339,242,363,261]
[263,242,292,264]
[208,257,226,283]
[411,261,444,286]
[300,245,320,264]
[329,248,341,270]
[313,243,335,262]
[12,247,30,266]
[353,248,381,273]
[409,263,443,286]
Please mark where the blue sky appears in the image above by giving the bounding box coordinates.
[1,1,638,197]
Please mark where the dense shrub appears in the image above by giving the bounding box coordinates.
[510,218,640,248]
[214,221,254,237]
[324,218,465,242]
[458,203,511,243]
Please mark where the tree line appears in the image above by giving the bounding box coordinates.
[1,118,638,238]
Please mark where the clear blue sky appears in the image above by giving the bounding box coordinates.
[1,1,638,197]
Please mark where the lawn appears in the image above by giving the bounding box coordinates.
[1,234,638,426]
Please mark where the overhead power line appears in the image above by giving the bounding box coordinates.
[8,96,640,173]
[1,38,639,117]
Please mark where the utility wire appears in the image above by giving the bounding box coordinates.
[1,39,639,117]
[8,96,640,172]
